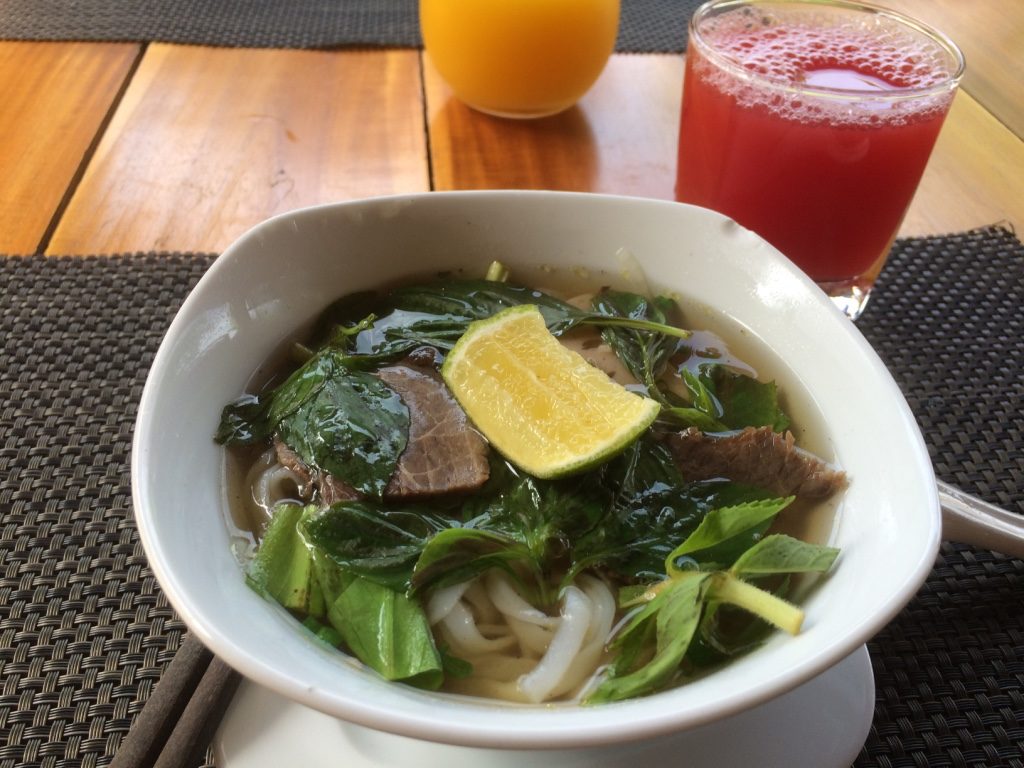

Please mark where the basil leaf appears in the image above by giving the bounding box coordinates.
[660,404,728,432]
[301,502,455,592]
[711,367,791,432]
[586,574,710,703]
[571,439,772,582]
[730,534,839,576]
[592,290,680,395]
[665,497,793,572]
[682,369,723,419]
[329,281,691,362]
[215,350,359,445]
[216,393,272,444]
[387,281,588,336]
[410,528,531,595]
[327,577,443,689]
[277,367,408,498]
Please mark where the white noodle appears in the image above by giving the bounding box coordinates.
[249,450,304,518]
[439,602,518,655]
[517,586,593,704]
[548,575,617,700]
[485,571,559,627]
[462,579,503,624]
[505,615,555,656]
[426,580,473,625]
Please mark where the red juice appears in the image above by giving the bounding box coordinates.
[675,3,961,298]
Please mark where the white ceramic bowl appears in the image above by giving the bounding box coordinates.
[132,191,940,749]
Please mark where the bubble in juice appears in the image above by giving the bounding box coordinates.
[694,5,959,126]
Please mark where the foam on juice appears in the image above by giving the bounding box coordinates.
[694,5,958,125]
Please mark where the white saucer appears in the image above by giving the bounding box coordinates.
[213,645,874,767]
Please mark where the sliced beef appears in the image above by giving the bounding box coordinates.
[377,363,490,497]
[274,438,360,505]
[274,360,490,503]
[665,426,847,499]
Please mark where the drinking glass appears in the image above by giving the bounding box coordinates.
[420,0,620,119]
[675,0,964,319]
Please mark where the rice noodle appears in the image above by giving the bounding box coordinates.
[547,575,617,700]
[485,571,560,628]
[248,450,304,521]
[426,580,473,625]
[505,616,555,656]
[439,602,518,655]
[517,585,593,703]
[462,579,503,624]
[430,570,618,704]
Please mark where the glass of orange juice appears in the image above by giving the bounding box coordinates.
[420,0,621,119]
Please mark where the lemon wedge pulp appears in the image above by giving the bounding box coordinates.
[441,305,661,479]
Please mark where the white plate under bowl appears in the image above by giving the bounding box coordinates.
[214,647,875,768]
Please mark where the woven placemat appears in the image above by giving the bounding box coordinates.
[0,228,1021,767]
[0,0,698,53]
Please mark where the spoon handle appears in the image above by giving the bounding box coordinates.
[938,479,1024,558]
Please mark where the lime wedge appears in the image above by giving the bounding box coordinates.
[441,305,661,479]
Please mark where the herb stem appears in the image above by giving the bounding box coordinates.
[583,316,692,339]
[292,342,315,363]
[709,572,804,635]
[485,260,510,282]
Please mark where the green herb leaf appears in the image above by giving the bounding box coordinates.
[410,528,531,595]
[591,290,680,394]
[215,349,378,447]
[277,366,409,499]
[730,534,840,576]
[665,496,794,573]
[711,367,791,432]
[327,577,443,689]
[570,439,776,582]
[324,281,691,363]
[586,573,710,703]
[215,393,272,444]
[245,503,312,612]
[301,502,455,592]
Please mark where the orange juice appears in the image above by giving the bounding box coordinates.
[420,0,620,118]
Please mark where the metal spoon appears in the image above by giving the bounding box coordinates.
[939,480,1024,558]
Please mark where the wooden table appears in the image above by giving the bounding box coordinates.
[1,3,1021,257]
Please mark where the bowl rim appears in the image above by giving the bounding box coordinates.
[132,190,941,748]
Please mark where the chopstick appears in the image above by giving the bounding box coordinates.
[111,633,241,768]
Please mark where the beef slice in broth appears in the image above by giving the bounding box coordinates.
[377,362,490,497]
[666,426,847,500]
[275,360,490,503]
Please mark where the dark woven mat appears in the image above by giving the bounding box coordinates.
[0,227,1021,767]
[0,0,698,53]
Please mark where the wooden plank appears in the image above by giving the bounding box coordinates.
[48,45,429,255]
[0,42,139,255]
[428,52,1021,239]
[901,91,1024,238]
[882,0,1024,139]
[426,53,683,200]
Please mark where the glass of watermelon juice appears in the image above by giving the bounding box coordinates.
[675,0,964,319]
